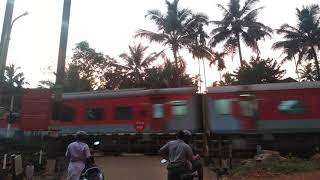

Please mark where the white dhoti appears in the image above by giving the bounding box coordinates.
[67,161,85,180]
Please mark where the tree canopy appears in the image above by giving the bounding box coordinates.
[35,1,320,93]
[214,57,286,86]
[135,0,208,85]
[4,64,28,88]
[273,5,320,80]
[209,0,272,67]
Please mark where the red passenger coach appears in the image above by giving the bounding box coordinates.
[0,89,52,136]
[19,89,52,131]
[1,87,200,137]
[206,82,320,134]
[58,87,201,134]
[206,82,320,153]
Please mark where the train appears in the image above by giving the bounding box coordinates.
[1,81,320,156]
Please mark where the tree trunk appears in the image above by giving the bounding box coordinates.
[293,56,300,82]
[311,47,320,81]
[136,70,144,87]
[202,59,207,91]
[172,48,181,87]
[198,59,201,92]
[236,33,243,67]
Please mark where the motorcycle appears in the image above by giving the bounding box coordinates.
[161,159,199,180]
[80,141,105,180]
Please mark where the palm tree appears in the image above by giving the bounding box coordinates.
[118,43,162,85]
[273,5,320,80]
[299,63,317,81]
[209,51,227,81]
[4,64,28,88]
[187,22,211,91]
[135,0,208,85]
[209,0,272,67]
[275,45,301,81]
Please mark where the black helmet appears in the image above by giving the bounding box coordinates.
[183,130,192,143]
[177,130,185,140]
[75,131,88,141]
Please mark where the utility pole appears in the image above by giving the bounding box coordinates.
[51,0,71,128]
[0,0,15,83]
[47,1,71,177]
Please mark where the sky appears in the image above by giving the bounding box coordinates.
[0,0,319,88]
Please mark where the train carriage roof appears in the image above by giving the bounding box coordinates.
[207,82,320,93]
[61,87,197,100]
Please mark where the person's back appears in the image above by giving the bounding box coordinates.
[162,139,193,167]
[66,141,90,162]
[65,131,91,180]
[159,130,196,180]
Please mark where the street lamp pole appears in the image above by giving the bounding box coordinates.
[0,0,15,83]
[0,0,28,83]
[0,10,28,137]
[11,12,29,28]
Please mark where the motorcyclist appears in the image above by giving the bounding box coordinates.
[65,131,92,180]
[182,130,204,180]
[159,130,200,180]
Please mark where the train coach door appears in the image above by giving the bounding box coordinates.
[150,97,167,131]
[238,94,258,130]
[135,103,149,133]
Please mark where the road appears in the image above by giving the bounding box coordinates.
[94,155,217,180]
[12,154,216,180]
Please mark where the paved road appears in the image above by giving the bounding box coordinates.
[95,155,217,180]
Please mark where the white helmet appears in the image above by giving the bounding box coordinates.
[183,130,192,143]
[183,130,192,136]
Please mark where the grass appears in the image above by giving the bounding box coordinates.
[229,163,254,176]
[228,160,255,176]
[226,159,320,177]
[269,161,320,173]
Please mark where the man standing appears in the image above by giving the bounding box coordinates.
[159,130,199,180]
[65,131,91,180]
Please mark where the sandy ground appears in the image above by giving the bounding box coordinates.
[4,155,216,180]
[9,155,320,180]
[94,155,217,180]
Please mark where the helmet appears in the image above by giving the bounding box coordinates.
[183,130,192,143]
[75,131,87,141]
[183,130,192,136]
[176,130,185,140]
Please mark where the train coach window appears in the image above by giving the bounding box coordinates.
[240,100,257,117]
[113,106,133,120]
[152,104,164,118]
[170,101,187,116]
[61,106,75,122]
[86,108,104,121]
[278,100,304,114]
[214,99,232,115]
